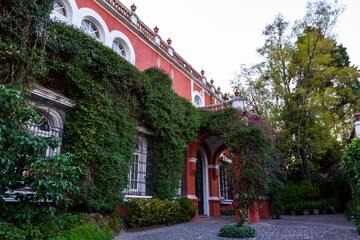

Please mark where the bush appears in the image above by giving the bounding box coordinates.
[124,197,197,228]
[52,221,113,240]
[281,181,320,205]
[219,225,257,238]
[220,210,236,216]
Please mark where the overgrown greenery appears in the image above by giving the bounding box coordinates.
[201,109,285,221]
[0,85,82,224]
[0,0,285,238]
[218,224,257,239]
[0,212,115,240]
[124,197,197,228]
[341,138,360,216]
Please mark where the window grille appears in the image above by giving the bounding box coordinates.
[124,133,154,196]
[219,165,230,200]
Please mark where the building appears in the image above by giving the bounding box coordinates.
[8,0,272,222]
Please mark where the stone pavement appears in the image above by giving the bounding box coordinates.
[114,214,360,240]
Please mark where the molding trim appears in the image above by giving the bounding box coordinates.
[208,196,220,201]
[189,158,197,163]
[186,195,198,199]
[208,165,219,169]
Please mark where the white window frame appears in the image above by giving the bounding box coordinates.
[124,135,148,196]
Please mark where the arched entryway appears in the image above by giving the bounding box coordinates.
[195,147,210,215]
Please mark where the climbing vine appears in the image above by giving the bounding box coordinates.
[0,0,284,218]
[201,108,285,218]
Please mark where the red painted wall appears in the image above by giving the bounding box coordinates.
[75,0,202,103]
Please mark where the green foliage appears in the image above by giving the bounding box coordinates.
[232,1,360,183]
[218,225,257,238]
[0,0,53,85]
[54,221,113,240]
[220,210,235,216]
[124,197,197,228]
[201,108,285,218]
[0,212,84,240]
[341,138,360,215]
[140,67,201,199]
[281,181,320,204]
[0,85,81,224]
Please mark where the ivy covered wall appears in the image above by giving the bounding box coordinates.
[0,0,284,216]
[0,0,201,212]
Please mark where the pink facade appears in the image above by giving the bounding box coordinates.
[53,0,271,223]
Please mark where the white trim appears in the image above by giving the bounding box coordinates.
[208,196,220,201]
[137,125,154,135]
[208,165,219,169]
[186,195,198,199]
[192,90,204,107]
[73,8,109,43]
[198,146,210,216]
[189,157,197,163]
[124,195,152,202]
[220,199,234,205]
[106,30,136,65]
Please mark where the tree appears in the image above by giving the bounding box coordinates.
[232,0,360,182]
[0,85,81,224]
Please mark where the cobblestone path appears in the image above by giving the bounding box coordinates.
[114,214,359,240]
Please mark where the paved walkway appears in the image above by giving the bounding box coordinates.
[114,214,359,240]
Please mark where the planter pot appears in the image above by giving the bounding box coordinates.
[303,209,309,215]
[313,209,319,215]
[290,210,296,216]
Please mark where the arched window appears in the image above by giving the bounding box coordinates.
[28,110,63,157]
[193,95,203,107]
[81,18,100,39]
[52,0,67,22]
[112,39,127,58]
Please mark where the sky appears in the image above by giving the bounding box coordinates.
[119,0,360,94]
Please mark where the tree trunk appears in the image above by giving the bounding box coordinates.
[299,147,311,183]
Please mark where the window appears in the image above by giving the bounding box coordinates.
[193,95,203,107]
[51,0,67,22]
[81,19,100,39]
[112,39,127,58]
[28,111,63,157]
[219,165,229,200]
[124,133,154,196]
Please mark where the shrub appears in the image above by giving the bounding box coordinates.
[220,210,236,216]
[50,221,113,240]
[281,181,320,205]
[219,225,257,238]
[281,181,301,204]
[124,197,197,228]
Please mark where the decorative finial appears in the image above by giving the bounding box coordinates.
[201,69,205,75]
[167,38,172,45]
[154,26,159,33]
[234,90,239,97]
[210,79,214,84]
[130,4,137,12]
[217,86,221,92]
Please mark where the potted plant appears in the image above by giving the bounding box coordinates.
[285,203,297,215]
[300,201,311,215]
[320,199,330,214]
[311,201,321,215]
